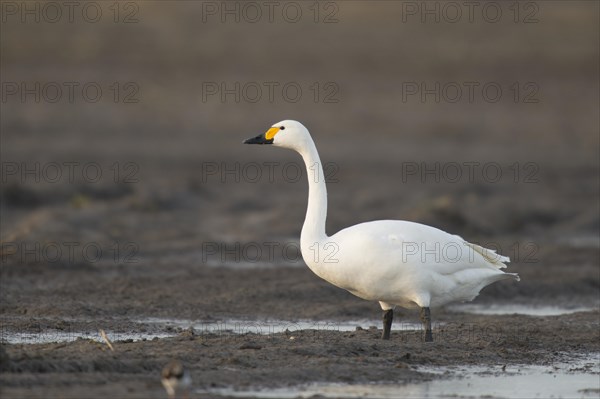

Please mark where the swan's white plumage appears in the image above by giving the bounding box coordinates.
[245,120,519,313]
[307,220,518,310]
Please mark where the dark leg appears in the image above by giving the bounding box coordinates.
[420,307,433,342]
[382,309,393,340]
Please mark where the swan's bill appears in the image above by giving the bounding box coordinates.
[243,126,282,144]
[243,133,273,145]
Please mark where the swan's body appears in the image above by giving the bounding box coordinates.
[310,220,515,310]
[244,120,519,340]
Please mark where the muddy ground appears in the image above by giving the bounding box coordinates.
[1,244,598,398]
[0,309,598,399]
[1,1,599,398]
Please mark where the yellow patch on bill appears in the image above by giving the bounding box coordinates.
[265,127,280,140]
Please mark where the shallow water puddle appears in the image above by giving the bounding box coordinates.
[203,356,600,399]
[1,318,423,344]
[450,304,597,316]
[0,330,175,345]
[140,317,424,335]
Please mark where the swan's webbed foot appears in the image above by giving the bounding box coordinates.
[382,309,393,340]
[420,307,433,342]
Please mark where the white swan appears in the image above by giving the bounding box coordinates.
[244,120,519,341]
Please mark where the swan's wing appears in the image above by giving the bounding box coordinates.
[461,241,510,269]
[332,220,510,275]
[328,220,518,307]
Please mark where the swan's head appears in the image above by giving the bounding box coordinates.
[243,120,310,151]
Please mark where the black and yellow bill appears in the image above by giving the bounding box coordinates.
[243,127,280,145]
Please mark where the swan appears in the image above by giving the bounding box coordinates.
[243,120,519,341]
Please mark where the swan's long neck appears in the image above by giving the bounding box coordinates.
[299,139,328,245]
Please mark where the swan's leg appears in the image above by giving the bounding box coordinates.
[382,309,393,340]
[420,307,433,342]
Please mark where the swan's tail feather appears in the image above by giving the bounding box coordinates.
[463,241,510,269]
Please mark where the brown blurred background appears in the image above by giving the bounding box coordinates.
[1,4,599,396]
[1,1,598,277]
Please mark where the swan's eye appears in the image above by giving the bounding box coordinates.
[279,126,285,130]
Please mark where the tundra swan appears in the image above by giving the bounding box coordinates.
[244,120,519,341]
